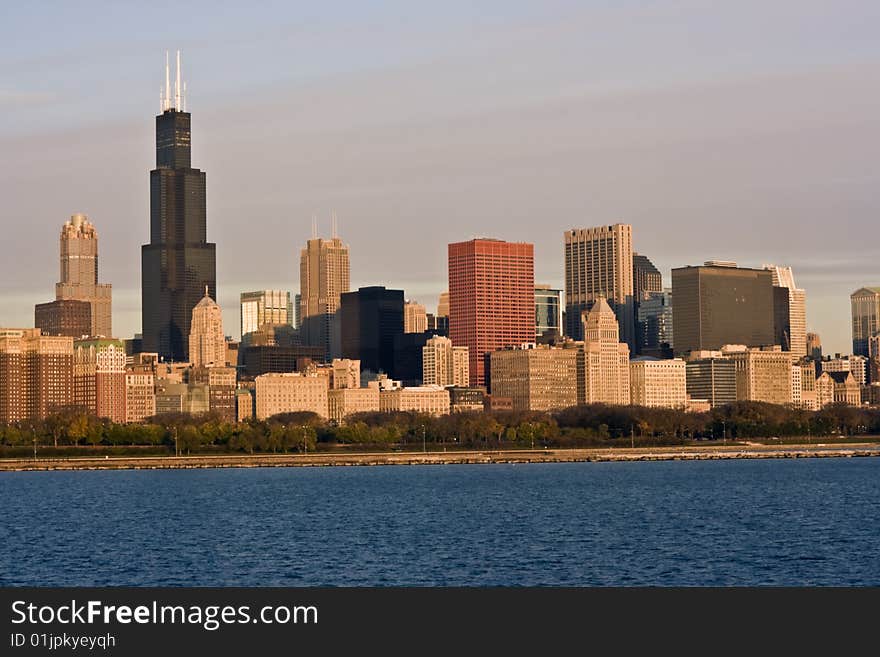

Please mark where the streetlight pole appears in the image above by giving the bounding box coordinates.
[302,425,308,455]
[422,425,426,453]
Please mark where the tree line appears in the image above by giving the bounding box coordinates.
[0,402,877,454]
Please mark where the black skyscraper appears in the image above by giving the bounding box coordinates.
[141,69,216,362]
[340,286,404,376]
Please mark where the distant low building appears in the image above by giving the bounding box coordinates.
[255,372,329,420]
[629,357,686,408]
[489,345,578,412]
[449,387,486,413]
[328,387,380,422]
[377,385,450,416]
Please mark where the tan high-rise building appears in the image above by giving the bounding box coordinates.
[629,357,687,408]
[56,214,112,337]
[422,336,469,388]
[0,329,73,423]
[189,290,225,368]
[300,235,350,359]
[579,298,630,405]
[800,360,818,411]
[489,345,578,412]
[378,385,450,416]
[125,367,156,423]
[328,387,380,422]
[822,355,868,386]
[564,224,634,347]
[255,372,329,420]
[74,338,127,423]
[437,292,449,319]
[764,264,807,358]
[721,345,793,405]
[404,301,428,334]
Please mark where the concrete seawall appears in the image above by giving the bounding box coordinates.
[2,444,879,472]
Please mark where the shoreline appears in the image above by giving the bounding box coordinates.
[2,443,880,472]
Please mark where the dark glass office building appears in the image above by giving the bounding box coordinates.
[340,286,404,377]
[141,108,216,362]
[671,263,774,356]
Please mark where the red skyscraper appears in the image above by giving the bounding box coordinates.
[448,238,535,387]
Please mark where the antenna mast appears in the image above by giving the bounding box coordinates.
[164,51,171,111]
[311,215,318,239]
[175,50,181,110]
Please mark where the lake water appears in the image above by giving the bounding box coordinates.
[1,458,878,586]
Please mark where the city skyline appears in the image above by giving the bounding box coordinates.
[3,2,880,353]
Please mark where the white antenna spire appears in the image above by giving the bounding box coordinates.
[331,210,338,238]
[159,86,164,112]
[311,215,318,239]
[183,81,187,112]
[175,50,181,110]
[164,51,171,111]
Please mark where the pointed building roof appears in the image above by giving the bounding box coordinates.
[194,287,218,309]
[587,296,615,317]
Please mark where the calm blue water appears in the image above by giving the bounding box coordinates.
[1,459,879,586]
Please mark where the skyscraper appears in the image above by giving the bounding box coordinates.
[339,286,404,376]
[633,253,662,301]
[404,301,428,333]
[299,234,350,360]
[637,289,673,357]
[764,264,806,358]
[564,224,634,347]
[189,290,225,368]
[142,52,216,362]
[36,214,112,338]
[448,238,535,387]
[240,290,292,338]
[0,329,73,423]
[671,262,774,356]
[422,335,469,387]
[578,297,630,405]
[851,287,880,357]
[535,285,562,341]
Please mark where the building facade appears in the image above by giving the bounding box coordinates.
[579,298,630,405]
[254,373,329,420]
[851,287,880,357]
[722,346,793,405]
[764,264,807,358]
[404,301,428,334]
[636,289,673,357]
[422,335,469,388]
[535,285,562,341]
[629,357,687,408]
[328,387,380,422]
[0,329,74,423]
[73,338,127,423]
[189,291,225,368]
[35,299,93,339]
[671,263,775,356]
[633,253,662,301]
[240,290,292,339]
[378,386,451,416]
[685,357,737,409]
[299,235,350,359]
[489,345,578,412]
[124,367,156,423]
[340,286,405,377]
[564,224,634,347]
[448,238,535,387]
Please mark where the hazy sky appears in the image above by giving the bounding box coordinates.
[2,0,879,353]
